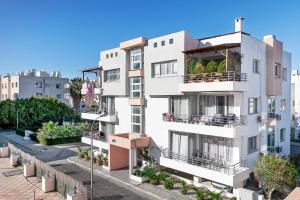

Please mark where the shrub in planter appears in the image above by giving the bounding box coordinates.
[205,60,218,73]
[142,166,156,179]
[158,171,168,182]
[37,134,48,145]
[83,151,90,161]
[217,59,226,73]
[149,176,160,185]
[193,188,207,200]
[163,179,174,190]
[133,169,142,177]
[180,181,191,195]
[103,157,108,166]
[95,154,103,166]
[77,147,86,159]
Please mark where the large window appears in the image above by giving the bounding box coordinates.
[104,69,120,82]
[131,106,143,133]
[267,96,276,118]
[152,60,177,77]
[248,136,257,154]
[248,98,258,114]
[280,99,286,112]
[130,77,143,98]
[130,49,142,70]
[267,127,275,148]
[280,128,286,142]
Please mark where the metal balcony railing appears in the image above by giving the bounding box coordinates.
[162,113,247,127]
[183,71,247,83]
[161,148,247,175]
[81,105,117,116]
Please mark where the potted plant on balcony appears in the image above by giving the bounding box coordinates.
[215,59,226,82]
[187,57,204,83]
[204,60,218,82]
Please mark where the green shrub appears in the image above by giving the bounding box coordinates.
[180,181,191,195]
[163,179,174,189]
[142,166,156,179]
[205,60,218,73]
[29,132,38,142]
[149,176,160,185]
[158,171,168,182]
[217,59,226,73]
[95,154,104,166]
[193,188,206,200]
[15,128,25,136]
[133,169,143,177]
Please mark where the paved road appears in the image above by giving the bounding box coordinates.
[52,163,149,200]
[0,131,151,200]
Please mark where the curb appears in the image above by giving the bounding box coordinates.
[67,157,165,200]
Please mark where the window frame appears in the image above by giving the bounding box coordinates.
[267,127,275,148]
[248,98,258,114]
[248,136,258,154]
[169,38,173,44]
[104,68,120,82]
[130,49,142,70]
[280,128,286,142]
[153,42,157,48]
[152,60,177,78]
[130,77,143,98]
[253,59,260,74]
[131,106,143,134]
[267,96,276,118]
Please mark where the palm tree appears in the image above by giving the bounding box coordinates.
[69,77,83,113]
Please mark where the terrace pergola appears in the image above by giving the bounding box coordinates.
[81,66,102,81]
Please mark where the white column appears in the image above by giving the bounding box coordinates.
[129,148,134,176]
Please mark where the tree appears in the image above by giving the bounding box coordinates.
[254,155,298,199]
[205,60,218,73]
[69,77,83,113]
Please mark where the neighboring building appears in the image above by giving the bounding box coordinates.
[291,69,300,140]
[81,18,291,194]
[0,69,69,104]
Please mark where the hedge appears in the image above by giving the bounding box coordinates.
[37,135,82,145]
[16,128,25,136]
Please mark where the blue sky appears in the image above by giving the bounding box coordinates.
[0,0,299,78]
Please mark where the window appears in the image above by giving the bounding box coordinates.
[248,98,258,114]
[56,84,61,89]
[106,54,109,59]
[267,127,275,148]
[15,82,18,88]
[130,48,142,70]
[248,136,257,154]
[110,53,113,58]
[130,77,143,98]
[253,59,260,73]
[11,82,14,88]
[36,93,43,97]
[280,128,286,142]
[115,52,118,57]
[267,96,276,118]
[56,94,62,99]
[280,99,286,111]
[153,42,157,48]
[283,68,287,81]
[274,63,281,77]
[36,82,42,88]
[152,60,177,77]
[131,106,143,133]
[161,40,165,46]
[104,69,120,82]
[169,38,173,44]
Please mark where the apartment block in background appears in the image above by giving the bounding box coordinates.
[0,69,69,104]
[80,18,291,195]
[291,69,300,140]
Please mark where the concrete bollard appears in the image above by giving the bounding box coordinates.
[67,188,84,200]
[0,147,9,158]
[10,154,20,167]
[24,130,31,140]
[42,172,55,193]
[24,163,35,177]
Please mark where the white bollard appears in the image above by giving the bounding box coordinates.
[67,190,84,200]
[24,163,35,177]
[10,154,20,167]
[0,147,9,158]
[42,173,55,193]
[24,130,31,140]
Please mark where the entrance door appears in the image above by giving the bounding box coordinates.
[217,96,225,114]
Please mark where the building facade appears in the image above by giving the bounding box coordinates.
[291,69,300,140]
[81,18,291,193]
[0,69,69,104]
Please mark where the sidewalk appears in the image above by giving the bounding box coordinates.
[0,158,64,200]
[68,156,196,200]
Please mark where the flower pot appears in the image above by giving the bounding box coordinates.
[129,175,149,183]
[0,147,9,158]
[42,174,55,193]
[67,191,84,200]
[24,163,35,177]
[10,154,20,167]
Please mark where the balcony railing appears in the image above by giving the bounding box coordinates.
[81,104,116,116]
[183,71,247,83]
[161,148,247,175]
[261,146,283,155]
[84,131,107,142]
[162,113,247,127]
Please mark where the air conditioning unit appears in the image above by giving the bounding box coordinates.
[276,114,281,120]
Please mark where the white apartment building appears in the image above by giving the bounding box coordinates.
[291,69,300,140]
[81,18,291,194]
[0,69,69,104]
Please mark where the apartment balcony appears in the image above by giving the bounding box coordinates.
[162,113,247,138]
[81,133,108,150]
[178,72,247,92]
[160,148,249,187]
[81,105,118,123]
